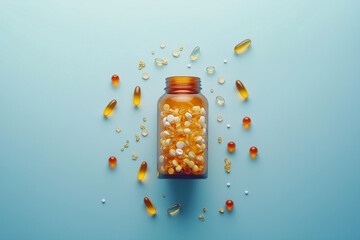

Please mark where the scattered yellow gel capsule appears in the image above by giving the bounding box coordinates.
[210,89,214,93]
[167,203,181,215]
[216,96,225,106]
[234,39,251,54]
[190,46,200,61]
[219,208,224,213]
[135,134,140,141]
[103,99,117,117]
[206,66,215,74]
[144,197,156,215]
[133,86,141,106]
[151,51,155,55]
[218,137,222,143]
[180,46,183,51]
[160,43,166,48]
[143,117,146,122]
[203,208,207,212]
[155,58,165,67]
[235,80,249,99]
[138,161,147,181]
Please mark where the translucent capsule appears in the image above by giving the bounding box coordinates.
[227,141,236,153]
[243,116,251,128]
[133,86,141,106]
[144,197,156,215]
[103,99,117,117]
[216,96,225,106]
[167,203,181,215]
[172,50,180,57]
[108,156,117,168]
[138,161,147,180]
[235,80,249,99]
[190,46,200,61]
[206,66,215,74]
[234,39,251,54]
[155,58,164,67]
[142,72,149,80]
[218,76,225,84]
[160,43,166,48]
[250,146,258,158]
[111,74,119,86]
[141,129,148,137]
[217,115,223,122]
[226,200,234,211]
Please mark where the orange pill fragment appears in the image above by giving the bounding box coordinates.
[250,146,258,158]
[243,116,251,128]
[226,200,234,211]
[227,141,236,153]
[108,156,117,168]
[111,74,119,86]
[144,197,156,215]
[103,99,117,117]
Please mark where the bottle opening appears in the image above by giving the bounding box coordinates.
[165,76,201,94]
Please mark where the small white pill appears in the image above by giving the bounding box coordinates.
[202,128,206,135]
[159,155,164,163]
[196,136,203,142]
[189,151,195,159]
[176,141,185,149]
[174,116,180,123]
[164,121,171,126]
[245,190,249,195]
[163,131,170,136]
[227,182,230,187]
[200,116,205,123]
[101,198,106,203]
[196,156,204,161]
[184,128,191,134]
[163,117,167,124]
[226,124,231,128]
[224,59,227,63]
[176,149,184,156]
[184,121,191,127]
[187,64,191,68]
[166,139,171,146]
[167,115,175,123]
[172,160,178,167]
[185,112,192,119]
[201,108,206,115]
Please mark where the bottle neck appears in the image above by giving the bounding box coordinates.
[165,76,201,94]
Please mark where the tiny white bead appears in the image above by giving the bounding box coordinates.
[163,131,170,136]
[245,190,249,195]
[169,149,176,156]
[196,156,204,161]
[166,139,171,146]
[196,136,203,142]
[184,128,191,134]
[164,121,171,127]
[227,182,230,187]
[201,108,206,115]
[101,198,106,203]
[187,64,191,68]
[176,141,185,149]
[163,117,167,124]
[159,155,164,163]
[189,151,195,159]
[224,59,227,63]
[227,124,231,128]
[200,116,205,123]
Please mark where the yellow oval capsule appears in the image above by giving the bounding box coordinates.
[138,161,147,181]
[133,86,141,106]
[103,99,117,117]
[190,46,200,61]
[144,197,156,215]
[235,80,249,99]
[234,39,251,54]
[167,203,181,215]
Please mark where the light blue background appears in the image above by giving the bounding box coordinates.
[1,0,360,239]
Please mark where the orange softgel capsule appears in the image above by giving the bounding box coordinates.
[249,146,258,158]
[144,197,156,215]
[111,74,119,86]
[227,141,236,153]
[133,86,141,107]
[103,99,117,117]
[226,200,234,211]
[235,80,249,99]
[138,161,147,181]
[243,117,251,128]
[108,156,117,168]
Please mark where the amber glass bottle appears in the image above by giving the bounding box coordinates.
[157,76,208,179]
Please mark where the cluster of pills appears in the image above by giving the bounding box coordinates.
[224,158,231,173]
[158,104,207,176]
[138,61,146,70]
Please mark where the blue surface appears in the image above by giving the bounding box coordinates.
[1,0,360,239]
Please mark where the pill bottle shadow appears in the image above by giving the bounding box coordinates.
[166,179,197,213]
